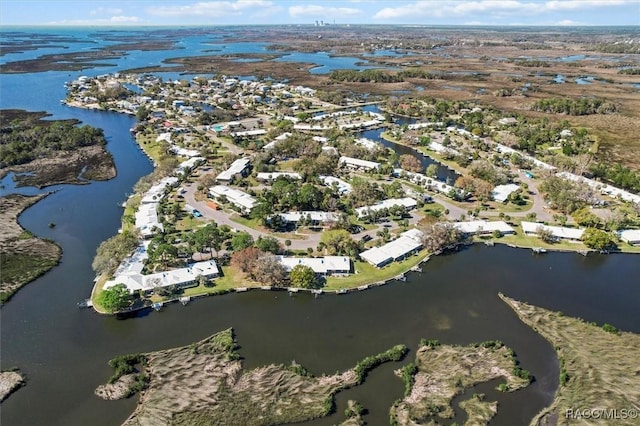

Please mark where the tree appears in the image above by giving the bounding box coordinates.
[536,226,556,243]
[582,228,616,251]
[425,164,439,178]
[252,255,288,287]
[231,247,264,273]
[399,154,423,173]
[289,264,319,289]
[321,229,360,256]
[255,236,282,254]
[231,232,254,251]
[420,222,469,253]
[97,284,131,313]
[92,231,139,275]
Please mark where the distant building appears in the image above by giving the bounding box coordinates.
[277,256,351,276]
[255,172,302,181]
[277,211,342,226]
[355,198,417,218]
[492,184,520,203]
[209,185,257,214]
[319,175,352,194]
[521,221,584,241]
[216,157,251,182]
[339,156,381,171]
[360,229,424,268]
[453,220,515,235]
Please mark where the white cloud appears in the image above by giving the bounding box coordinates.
[48,16,142,26]
[373,0,637,20]
[289,4,362,18]
[90,7,124,16]
[554,19,584,25]
[147,1,274,18]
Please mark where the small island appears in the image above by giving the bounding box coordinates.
[0,369,25,402]
[501,294,640,426]
[390,339,532,425]
[96,328,407,425]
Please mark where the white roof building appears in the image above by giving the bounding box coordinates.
[277,256,351,275]
[617,229,640,246]
[355,137,380,150]
[256,172,302,181]
[216,157,251,182]
[355,198,417,218]
[557,171,640,205]
[492,184,521,203]
[209,185,257,213]
[230,129,267,137]
[319,175,352,194]
[453,220,515,235]
[140,177,179,204]
[407,121,444,130]
[135,203,163,237]
[360,229,424,268]
[278,211,341,223]
[521,221,585,241]
[339,156,381,171]
[104,260,220,294]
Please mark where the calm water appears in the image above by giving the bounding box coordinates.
[1,27,640,426]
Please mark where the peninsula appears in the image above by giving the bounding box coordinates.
[63,71,639,315]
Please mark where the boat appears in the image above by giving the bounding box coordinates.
[179,296,190,306]
[77,299,93,308]
[152,302,163,311]
[532,247,547,254]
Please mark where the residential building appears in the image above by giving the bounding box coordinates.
[277,256,351,276]
[209,185,257,214]
[453,220,515,235]
[355,197,417,218]
[339,156,381,171]
[360,229,424,268]
[521,221,585,241]
[216,157,251,182]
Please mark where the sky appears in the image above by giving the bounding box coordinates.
[1,0,639,27]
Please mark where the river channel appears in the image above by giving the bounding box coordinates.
[1,27,639,426]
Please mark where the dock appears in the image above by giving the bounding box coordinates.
[394,274,407,282]
[77,299,93,308]
[152,302,163,311]
[179,296,190,306]
[235,287,248,292]
[532,247,547,254]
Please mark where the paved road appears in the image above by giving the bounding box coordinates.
[183,179,421,251]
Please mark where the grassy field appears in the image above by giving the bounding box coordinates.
[390,341,531,425]
[98,328,406,426]
[325,250,428,290]
[500,294,640,426]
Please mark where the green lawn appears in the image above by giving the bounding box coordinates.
[325,250,429,290]
[136,134,168,163]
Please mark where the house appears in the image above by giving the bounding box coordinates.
[453,220,515,235]
[355,198,417,218]
[339,156,381,171]
[521,221,585,241]
[617,229,640,246]
[360,229,424,268]
[209,185,257,214]
[277,256,351,276]
[216,157,251,182]
[492,184,520,203]
[319,175,352,194]
[104,259,220,294]
[277,211,341,226]
[255,172,302,182]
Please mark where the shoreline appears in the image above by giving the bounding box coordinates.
[0,193,63,304]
